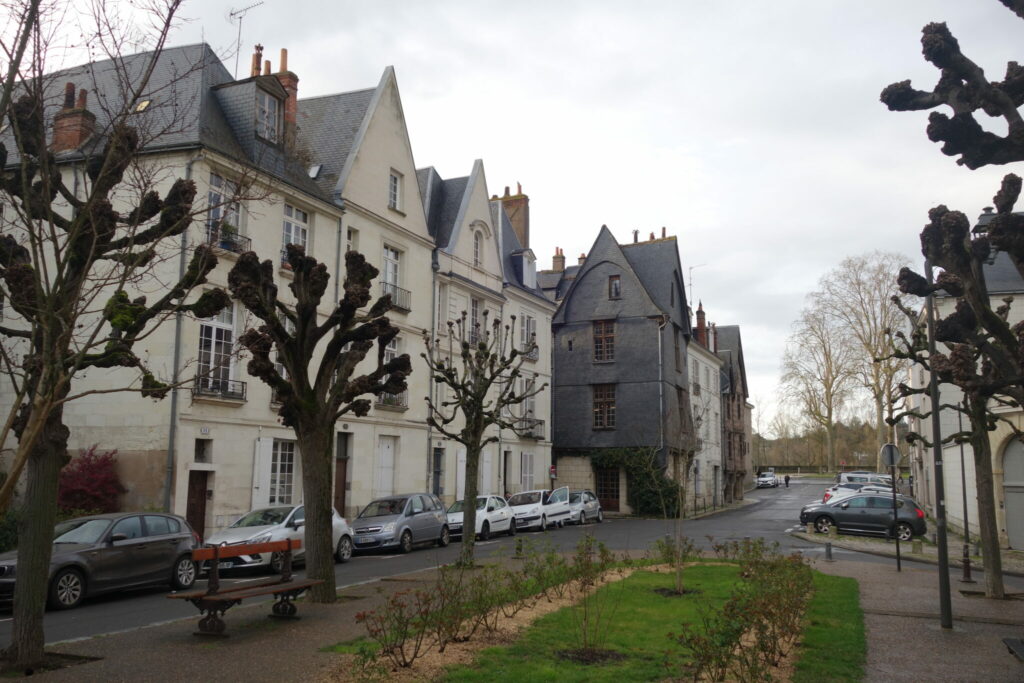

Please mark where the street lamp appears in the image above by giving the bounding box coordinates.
[924,258,954,629]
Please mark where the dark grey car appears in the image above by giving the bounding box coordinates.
[0,512,200,610]
[800,493,927,541]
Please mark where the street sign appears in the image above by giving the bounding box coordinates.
[880,443,902,468]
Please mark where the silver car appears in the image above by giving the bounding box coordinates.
[568,490,604,525]
[204,505,353,572]
[352,493,450,553]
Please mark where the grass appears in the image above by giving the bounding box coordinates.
[442,564,741,682]
[791,572,865,683]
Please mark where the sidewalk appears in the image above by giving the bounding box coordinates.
[22,539,1024,681]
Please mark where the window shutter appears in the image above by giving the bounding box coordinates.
[251,437,274,509]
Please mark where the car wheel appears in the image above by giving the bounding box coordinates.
[508,518,517,537]
[894,522,913,542]
[597,509,604,523]
[270,551,285,573]
[400,530,414,553]
[579,512,587,525]
[479,521,490,541]
[335,535,353,563]
[437,525,450,547]
[48,568,85,610]
[171,556,197,590]
[540,515,547,531]
[814,516,835,534]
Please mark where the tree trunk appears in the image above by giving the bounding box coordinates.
[6,409,68,670]
[296,427,336,603]
[968,402,1005,599]
[459,436,482,568]
[826,424,835,473]
[874,396,886,472]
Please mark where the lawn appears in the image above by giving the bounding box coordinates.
[441,565,865,682]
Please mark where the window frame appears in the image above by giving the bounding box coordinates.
[473,231,483,266]
[388,170,402,211]
[282,204,309,262]
[593,383,616,429]
[197,304,235,391]
[255,88,281,143]
[270,439,297,505]
[593,320,615,362]
[608,274,621,299]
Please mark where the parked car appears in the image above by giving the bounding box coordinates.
[568,490,603,525]
[756,472,779,488]
[204,505,353,572]
[836,471,892,486]
[799,493,926,541]
[352,493,450,553]
[447,495,515,539]
[823,483,893,503]
[507,487,571,530]
[0,512,200,610]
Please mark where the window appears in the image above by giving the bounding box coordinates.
[143,515,172,536]
[383,246,400,285]
[608,275,621,299]
[111,516,143,540]
[388,171,402,210]
[593,320,614,361]
[197,305,234,392]
[593,384,616,429]
[281,204,309,262]
[470,297,482,343]
[256,89,280,142]
[432,447,444,496]
[473,231,483,266]
[383,336,399,365]
[520,452,534,491]
[346,228,357,254]
[206,173,240,245]
[520,314,537,353]
[270,440,297,504]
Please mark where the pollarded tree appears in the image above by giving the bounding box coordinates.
[422,311,546,568]
[0,0,232,668]
[228,245,411,602]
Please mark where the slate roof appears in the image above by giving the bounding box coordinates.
[538,265,580,301]
[621,237,690,333]
[497,204,548,301]
[5,42,379,204]
[415,166,469,248]
[716,325,748,399]
[296,88,375,198]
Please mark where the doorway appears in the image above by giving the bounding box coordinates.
[186,470,209,541]
[595,466,619,512]
[334,432,349,515]
[1004,439,1024,548]
[376,436,396,498]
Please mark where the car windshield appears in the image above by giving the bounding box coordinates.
[447,498,487,513]
[359,498,408,518]
[230,507,292,528]
[508,492,541,506]
[53,518,111,544]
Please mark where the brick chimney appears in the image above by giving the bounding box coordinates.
[711,323,718,352]
[578,252,586,266]
[500,183,530,248]
[552,247,565,272]
[633,229,639,243]
[696,301,707,348]
[52,83,96,152]
[250,44,263,77]
[275,48,299,139]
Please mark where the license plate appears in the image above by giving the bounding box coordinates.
[218,561,233,569]
[355,537,373,545]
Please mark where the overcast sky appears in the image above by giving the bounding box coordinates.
[63,0,1024,430]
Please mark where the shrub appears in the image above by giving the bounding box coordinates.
[58,445,125,514]
[355,588,436,668]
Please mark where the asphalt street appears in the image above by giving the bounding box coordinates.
[0,479,1005,647]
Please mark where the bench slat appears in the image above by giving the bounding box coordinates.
[192,538,301,561]
[168,578,323,602]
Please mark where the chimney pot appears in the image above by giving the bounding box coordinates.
[503,186,510,198]
[649,232,655,241]
[252,44,264,78]
[578,253,587,265]
[633,229,639,243]
[279,48,288,73]
[75,89,88,109]
[263,59,271,75]
[516,181,522,194]
[553,247,565,273]
[63,83,75,109]
[696,302,707,347]
[662,226,666,238]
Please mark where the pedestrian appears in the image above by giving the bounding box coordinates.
[784,474,790,488]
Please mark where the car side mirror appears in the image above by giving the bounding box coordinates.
[110,533,128,543]
[292,520,304,529]
[487,506,495,512]
[840,503,849,510]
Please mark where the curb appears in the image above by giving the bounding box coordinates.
[789,531,1024,578]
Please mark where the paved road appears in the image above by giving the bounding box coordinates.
[0,479,965,646]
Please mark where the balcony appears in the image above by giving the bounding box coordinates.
[516,417,545,440]
[205,225,251,254]
[192,377,247,402]
[375,390,409,411]
[380,281,412,312]
[692,382,701,397]
[520,346,539,361]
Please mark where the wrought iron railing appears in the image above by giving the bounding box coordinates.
[380,281,412,312]
[192,377,247,401]
[520,346,539,361]
[204,225,250,254]
[516,417,544,440]
[376,390,409,409]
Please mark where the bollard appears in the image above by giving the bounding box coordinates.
[961,544,976,583]
[912,539,923,554]
[825,542,834,562]
[806,523,814,535]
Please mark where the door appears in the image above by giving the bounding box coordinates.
[595,466,620,512]
[1004,439,1024,548]
[186,471,208,541]
[375,436,396,498]
[334,433,349,516]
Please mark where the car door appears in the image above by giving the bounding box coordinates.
[406,495,427,542]
[834,496,872,532]
[547,486,570,524]
[91,515,149,589]
[865,496,898,534]
[141,515,183,581]
[287,506,305,559]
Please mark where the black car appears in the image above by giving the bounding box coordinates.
[0,512,200,610]
[799,493,926,541]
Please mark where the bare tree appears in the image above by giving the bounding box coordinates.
[0,1,240,668]
[227,246,411,602]
[422,311,546,568]
[781,300,858,472]
[818,252,910,469]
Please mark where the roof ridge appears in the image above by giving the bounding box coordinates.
[621,236,677,248]
[298,86,376,102]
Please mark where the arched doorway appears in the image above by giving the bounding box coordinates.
[1003,439,1024,549]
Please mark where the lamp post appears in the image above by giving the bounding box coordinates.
[925,258,954,629]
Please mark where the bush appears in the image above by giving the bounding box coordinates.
[58,445,125,514]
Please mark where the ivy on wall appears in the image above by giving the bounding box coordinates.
[589,447,682,517]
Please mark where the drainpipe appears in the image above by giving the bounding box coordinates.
[333,201,346,303]
[163,151,205,512]
[426,248,439,491]
[657,314,668,460]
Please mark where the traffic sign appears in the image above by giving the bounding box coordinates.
[880,443,902,467]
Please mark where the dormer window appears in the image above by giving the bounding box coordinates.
[473,231,483,266]
[256,89,281,143]
[388,170,403,211]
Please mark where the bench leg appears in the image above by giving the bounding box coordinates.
[269,594,299,619]
[192,605,233,637]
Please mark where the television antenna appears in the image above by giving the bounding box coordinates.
[688,263,706,307]
[230,1,264,79]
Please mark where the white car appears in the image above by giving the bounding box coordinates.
[204,505,353,572]
[507,487,571,530]
[446,495,516,539]
[823,483,894,504]
[568,490,603,524]
[756,473,778,488]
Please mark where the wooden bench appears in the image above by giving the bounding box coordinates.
[168,538,323,636]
